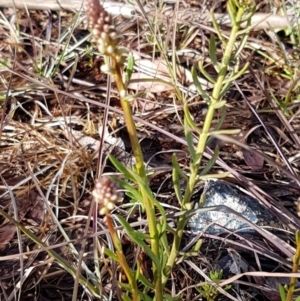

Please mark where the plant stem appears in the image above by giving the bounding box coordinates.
[112,59,163,301]
[162,1,249,286]
[113,62,145,177]
[106,214,140,301]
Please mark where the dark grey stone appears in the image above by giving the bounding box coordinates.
[187,180,273,233]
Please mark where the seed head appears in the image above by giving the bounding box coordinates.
[84,0,120,58]
[92,176,122,215]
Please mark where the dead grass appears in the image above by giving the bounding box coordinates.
[0,0,300,300]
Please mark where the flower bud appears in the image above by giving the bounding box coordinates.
[84,0,120,57]
[92,176,122,215]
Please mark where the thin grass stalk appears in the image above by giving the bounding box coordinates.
[112,59,163,300]
[162,0,252,285]
[106,214,140,301]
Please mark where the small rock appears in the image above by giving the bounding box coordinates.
[187,180,273,234]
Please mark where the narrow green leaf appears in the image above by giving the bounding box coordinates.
[209,35,218,69]
[172,154,183,204]
[192,153,202,169]
[164,294,180,301]
[120,166,167,233]
[156,220,170,257]
[222,62,249,84]
[163,265,172,278]
[234,29,250,58]
[125,51,134,85]
[183,102,198,130]
[220,80,232,98]
[112,176,142,202]
[137,273,154,289]
[152,199,167,234]
[186,131,196,162]
[214,106,226,131]
[278,284,286,301]
[206,106,226,146]
[105,249,119,262]
[116,215,161,268]
[109,155,134,181]
[211,100,226,109]
[183,110,196,161]
[227,0,237,25]
[197,60,217,84]
[194,239,203,252]
[160,232,170,257]
[172,153,188,181]
[199,145,219,176]
[131,230,151,241]
[140,293,153,301]
[121,293,132,301]
[165,223,176,235]
[191,65,210,101]
[199,190,206,207]
[119,282,131,291]
[211,10,226,44]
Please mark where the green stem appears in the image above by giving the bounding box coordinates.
[106,214,140,301]
[113,60,163,301]
[113,62,145,177]
[162,2,248,286]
